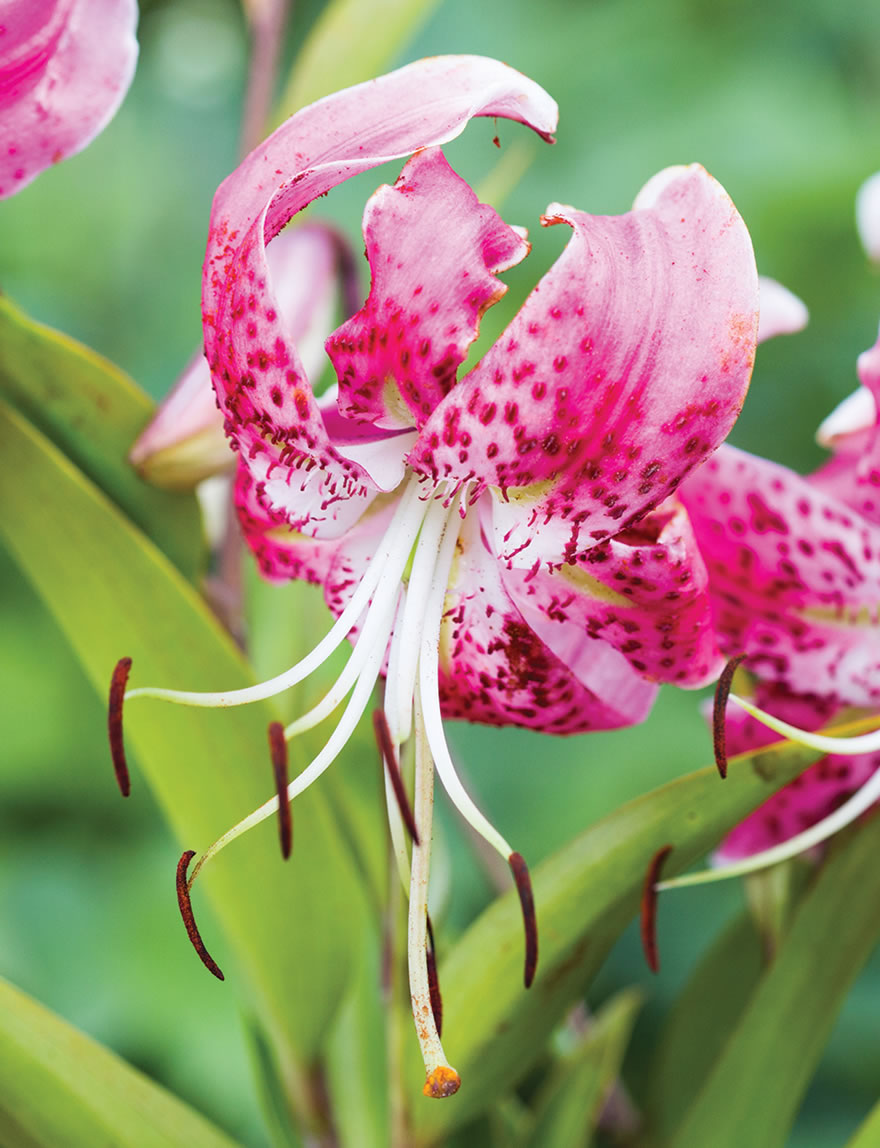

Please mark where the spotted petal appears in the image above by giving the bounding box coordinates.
[0,0,138,199]
[408,164,758,565]
[811,326,880,525]
[715,684,879,862]
[327,148,529,431]
[499,498,722,688]
[202,57,557,540]
[680,443,880,707]
[437,508,658,732]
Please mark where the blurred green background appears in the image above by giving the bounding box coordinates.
[1,0,879,1144]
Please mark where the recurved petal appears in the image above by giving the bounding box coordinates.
[0,0,138,198]
[437,507,658,733]
[327,148,529,430]
[811,325,880,524]
[409,164,758,565]
[714,684,879,862]
[756,277,808,343]
[130,224,348,490]
[856,172,880,264]
[680,443,880,708]
[500,498,723,688]
[202,56,556,537]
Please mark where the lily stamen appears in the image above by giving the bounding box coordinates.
[268,721,292,860]
[374,708,420,845]
[409,694,459,1098]
[176,850,224,981]
[108,656,132,797]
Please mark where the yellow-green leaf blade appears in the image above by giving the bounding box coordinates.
[0,295,202,579]
[0,977,240,1148]
[0,398,369,1080]
[670,821,880,1148]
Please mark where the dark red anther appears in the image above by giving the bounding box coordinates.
[268,722,292,860]
[640,844,673,974]
[108,657,132,797]
[713,654,748,779]
[176,850,225,981]
[372,709,419,845]
[426,912,443,1037]
[508,851,538,988]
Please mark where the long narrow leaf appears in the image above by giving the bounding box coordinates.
[0,400,370,1103]
[0,295,202,579]
[410,715,879,1139]
[670,820,880,1148]
[0,976,240,1148]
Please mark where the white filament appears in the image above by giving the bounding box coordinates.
[407,692,455,1080]
[126,474,425,709]
[729,695,880,755]
[417,501,514,861]
[657,760,880,890]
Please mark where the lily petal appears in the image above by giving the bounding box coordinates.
[327,148,529,431]
[0,0,138,198]
[438,507,657,732]
[714,684,879,862]
[500,498,723,688]
[811,325,880,525]
[409,164,758,564]
[756,276,808,343]
[856,171,880,263]
[680,443,880,707]
[202,57,556,539]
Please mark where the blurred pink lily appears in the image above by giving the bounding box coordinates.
[657,324,880,892]
[0,0,138,199]
[129,222,358,490]
[113,56,758,1093]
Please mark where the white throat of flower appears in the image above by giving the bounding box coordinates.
[110,471,537,1097]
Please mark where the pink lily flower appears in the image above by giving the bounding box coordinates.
[657,326,880,892]
[0,0,138,199]
[111,56,758,1094]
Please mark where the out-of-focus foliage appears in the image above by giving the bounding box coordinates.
[1,0,879,1145]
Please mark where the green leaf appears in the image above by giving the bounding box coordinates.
[845,1097,880,1147]
[0,399,371,1120]
[669,820,880,1148]
[409,713,880,1140]
[275,0,442,122]
[0,976,240,1148]
[0,294,203,579]
[323,936,390,1148]
[520,989,643,1148]
[644,911,765,1143]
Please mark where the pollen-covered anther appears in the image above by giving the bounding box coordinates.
[508,851,538,988]
[423,1065,461,1098]
[640,844,673,974]
[268,722,292,859]
[108,656,133,797]
[373,708,419,844]
[176,850,225,981]
[713,654,748,780]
